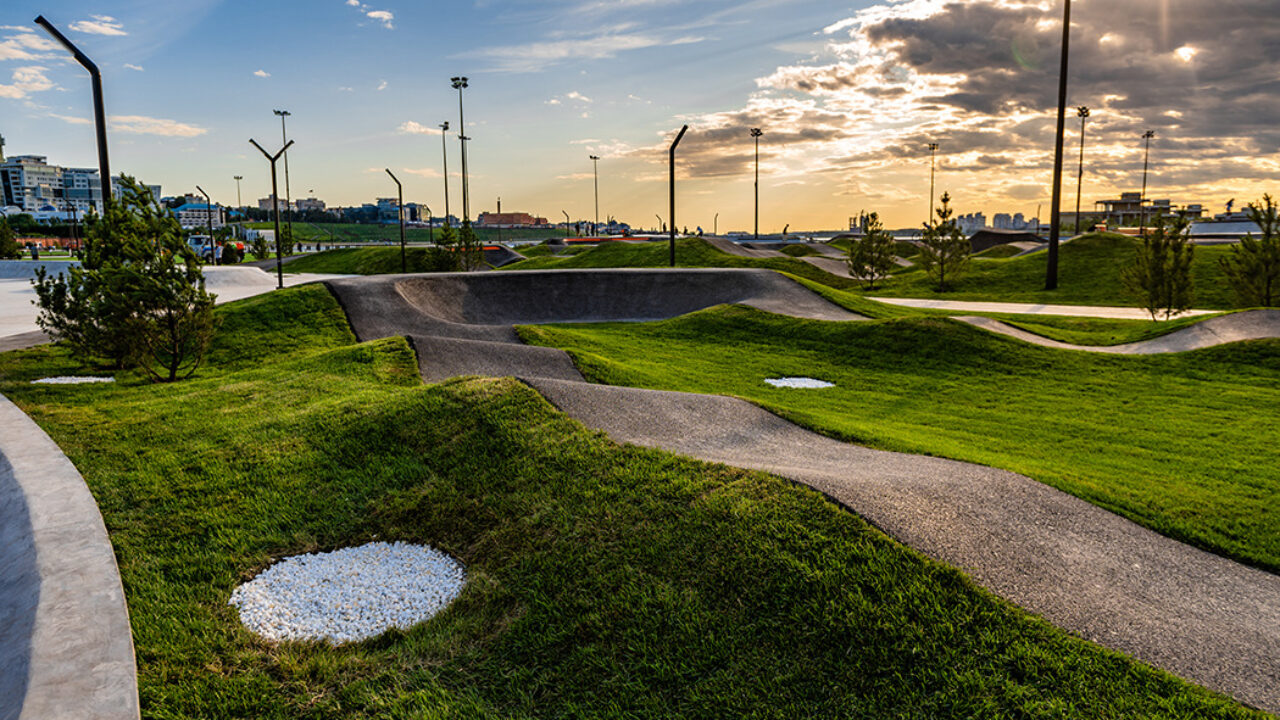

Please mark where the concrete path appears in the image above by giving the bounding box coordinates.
[869,296,1219,320]
[0,394,139,720]
[327,268,1280,714]
[702,236,785,258]
[957,311,1280,353]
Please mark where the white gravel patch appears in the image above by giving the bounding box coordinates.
[229,541,466,644]
[31,376,115,385]
[764,377,835,389]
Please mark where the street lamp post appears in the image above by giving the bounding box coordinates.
[35,16,110,210]
[668,124,689,267]
[273,109,294,247]
[750,128,763,241]
[439,121,450,226]
[249,138,294,289]
[385,168,406,273]
[1045,0,1072,290]
[927,142,939,226]
[196,185,215,265]
[233,175,243,240]
[1140,130,1156,236]
[714,212,719,236]
[562,210,571,238]
[589,154,601,233]
[1074,106,1090,235]
[450,77,470,223]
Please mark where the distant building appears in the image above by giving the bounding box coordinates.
[957,212,986,234]
[1095,191,1202,226]
[476,211,549,227]
[295,197,326,212]
[0,154,157,214]
[172,203,226,230]
[258,195,289,214]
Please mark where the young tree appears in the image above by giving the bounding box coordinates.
[0,217,20,259]
[276,225,295,256]
[918,192,970,291]
[250,231,271,260]
[1220,195,1280,307]
[846,212,896,289]
[1122,213,1195,320]
[456,221,485,271]
[33,177,217,380]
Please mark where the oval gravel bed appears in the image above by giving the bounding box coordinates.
[229,541,465,644]
[764,377,834,389]
[31,376,115,385]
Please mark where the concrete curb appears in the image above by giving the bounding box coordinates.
[0,394,139,720]
[955,309,1280,353]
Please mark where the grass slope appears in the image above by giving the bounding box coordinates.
[0,287,1262,718]
[280,246,457,275]
[521,307,1280,573]
[506,238,862,289]
[246,222,566,245]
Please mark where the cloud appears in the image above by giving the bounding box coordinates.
[49,112,90,125]
[402,167,442,178]
[469,32,705,73]
[376,79,387,91]
[109,115,208,137]
[0,65,54,99]
[253,69,270,78]
[68,15,127,36]
[0,30,59,61]
[123,63,144,72]
[566,91,593,103]
[338,86,354,92]
[366,10,394,29]
[398,120,443,135]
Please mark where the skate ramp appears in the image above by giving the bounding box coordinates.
[957,309,1280,354]
[702,237,784,258]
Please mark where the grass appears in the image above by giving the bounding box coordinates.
[521,306,1280,574]
[0,286,1264,718]
[278,246,458,275]
[246,222,568,246]
[506,237,863,289]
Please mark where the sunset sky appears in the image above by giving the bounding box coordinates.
[2,0,1276,231]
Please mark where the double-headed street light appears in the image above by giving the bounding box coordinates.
[1074,106,1090,235]
[1140,129,1156,236]
[249,138,294,289]
[750,128,763,240]
[451,77,470,223]
[589,154,601,232]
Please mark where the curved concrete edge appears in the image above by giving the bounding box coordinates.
[955,309,1280,354]
[0,394,140,720]
[0,331,50,353]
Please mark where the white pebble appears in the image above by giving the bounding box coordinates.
[228,541,466,644]
[31,376,115,385]
[764,377,834,389]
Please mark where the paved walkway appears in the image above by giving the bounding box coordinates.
[0,394,139,720]
[327,268,1280,713]
[957,311,1280,353]
[869,296,1219,320]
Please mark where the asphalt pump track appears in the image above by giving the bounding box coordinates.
[327,267,1280,713]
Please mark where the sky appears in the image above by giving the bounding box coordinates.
[1,0,1277,231]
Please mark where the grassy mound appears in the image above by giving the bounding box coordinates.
[507,238,861,289]
[522,306,1280,573]
[246,222,566,245]
[282,246,456,275]
[0,287,1261,717]
[973,244,1025,259]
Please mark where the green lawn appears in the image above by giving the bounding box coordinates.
[521,307,1280,574]
[246,221,567,246]
[0,286,1261,718]
[281,246,456,275]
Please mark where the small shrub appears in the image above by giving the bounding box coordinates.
[846,212,897,290]
[1122,214,1195,320]
[918,193,970,291]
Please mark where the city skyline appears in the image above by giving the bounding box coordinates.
[1,0,1276,231]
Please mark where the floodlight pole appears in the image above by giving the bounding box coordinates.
[562,210,570,238]
[927,142,939,226]
[250,138,294,289]
[590,154,601,232]
[451,77,470,223]
[386,168,406,273]
[196,185,215,265]
[1045,0,1071,290]
[1074,106,1090,235]
[233,174,244,237]
[35,15,110,210]
[668,124,688,267]
[439,121,450,225]
[750,128,763,240]
[1140,130,1156,236]
[274,110,294,246]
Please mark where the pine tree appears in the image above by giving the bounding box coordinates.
[1122,214,1195,320]
[918,193,970,291]
[1220,195,1280,307]
[0,217,20,259]
[846,212,896,289]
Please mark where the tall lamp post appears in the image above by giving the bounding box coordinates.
[927,142,939,226]
[714,212,719,236]
[562,210,571,238]
[273,109,293,247]
[1044,0,1072,290]
[249,138,294,289]
[439,121,450,225]
[750,128,763,240]
[35,16,110,210]
[450,77,470,223]
[589,154,601,233]
[385,168,406,273]
[1074,106,1090,235]
[1139,129,1156,236]
[668,124,689,267]
[196,185,215,265]
[233,175,243,239]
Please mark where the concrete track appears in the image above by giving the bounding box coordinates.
[957,310,1280,353]
[327,267,1280,713]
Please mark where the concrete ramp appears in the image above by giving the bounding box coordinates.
[326,268,865,344]
[957,309,1280,354]
[410,334,583,382]
[702,237,784,258]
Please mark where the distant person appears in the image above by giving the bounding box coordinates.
[697,226,703,236]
